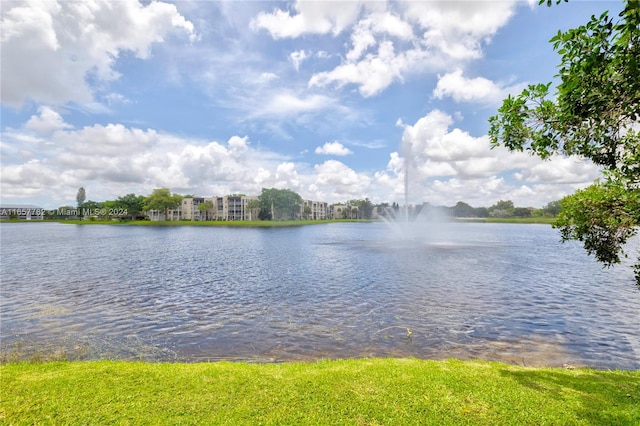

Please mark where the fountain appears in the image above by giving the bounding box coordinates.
[378,149,449,242]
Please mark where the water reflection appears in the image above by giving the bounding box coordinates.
[1,222,638,369]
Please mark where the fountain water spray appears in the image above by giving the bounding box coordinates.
[378,137,449,242]
[404,155,410,224]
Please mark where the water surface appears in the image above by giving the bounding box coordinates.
[1,222,638,369]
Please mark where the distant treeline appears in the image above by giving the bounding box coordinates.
[47,187,561,221]
[378,199,561,219]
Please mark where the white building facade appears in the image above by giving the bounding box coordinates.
[148,195,259,221]
[302,200,328,220]
[147,195,348,222]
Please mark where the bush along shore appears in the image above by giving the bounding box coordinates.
[1,358,638,424]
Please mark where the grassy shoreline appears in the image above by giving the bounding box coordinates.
[0,219,350,227]
[1,358,637,424]
[61,219,345,227]
[456,217,556,224]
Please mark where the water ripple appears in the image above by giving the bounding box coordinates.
[1,222,638,369]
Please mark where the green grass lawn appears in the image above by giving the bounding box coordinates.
[1,358,638,425]
[483,217,556,224]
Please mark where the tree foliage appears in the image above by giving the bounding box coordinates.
[513,207,532,218]
[116,193,145,216]
[489,0,640,284]
[198,200,214,221]
[555,174,639,276]
[543,200,562,217]
[258,188,302,220]
[76,187,86,207]
[348,199,374,219]
[451,202,475,218]
[488,200,515,218]
[246,198,261,221]
[489,1,639,179]
[144,188,183,219]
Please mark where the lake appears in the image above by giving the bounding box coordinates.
[1,221,638,369]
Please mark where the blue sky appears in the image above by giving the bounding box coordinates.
[1,0,621,209]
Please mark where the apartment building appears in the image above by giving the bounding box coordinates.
[181,197,218,221]
[215,195,259,221]
[330,204,358,219]
[148,195,338,222]
[302,200,328,220]
[146,208,182,221]
[147,195,258,221]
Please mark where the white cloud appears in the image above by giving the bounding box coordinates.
[104,93,132,106]
[303,1,519,97]
[1,1,608,211]
[227,135,250,157]
[272,162,303,192]
[1,106,603,209]
[24,106,72,134]
[253,168,271,185]
[60,124,157,157]
[400,109,488,162]
[315,141,353,156]
[312,160,372,200]
[401,0,515,58]
[246,91,344,121]
[289,50,331,71]
[213,69,363,139]
[250,1,370,38]
[1,113,376,205]
[373,109,602,207]
[433,69,525,104]
[2,113,265,202]
[515,157,600,184]
[398,109,595,182]
[346,12,414,62]
[310,40,423,97]
[290,50,308,71]
[1,0,194,107]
